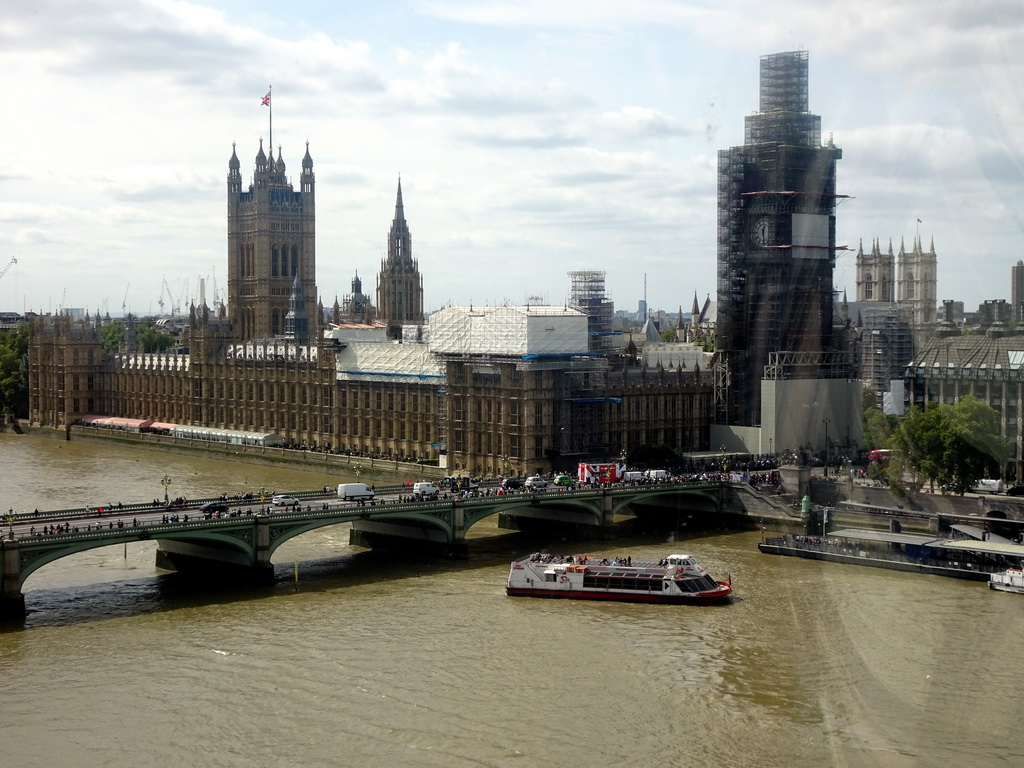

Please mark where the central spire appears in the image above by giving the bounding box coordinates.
[394,176,405,222]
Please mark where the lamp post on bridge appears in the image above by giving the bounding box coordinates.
[161,474,172,506]
[822,419,831,478]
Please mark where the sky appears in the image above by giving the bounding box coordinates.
[2,0,1023,319]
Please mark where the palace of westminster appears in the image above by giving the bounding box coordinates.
[27,139,713,476]
[27,51,1024,479]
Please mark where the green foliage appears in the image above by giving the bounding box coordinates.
[862,385,877,413]
[99,321,174,353]
[0,326,28,415]
[659,328,676,342]
[863,409,898,451]
[100,323,123,353]
[889,396,1009,496]
[136,325,174,353]
[861,385,898,452]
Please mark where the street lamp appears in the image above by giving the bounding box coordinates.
[161,474,172,505]
[822,419,831,478]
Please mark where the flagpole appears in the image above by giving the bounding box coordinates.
[268,84,273,155]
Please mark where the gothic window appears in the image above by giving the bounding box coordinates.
[272,247,279,277]
[906,271,915,300]
[291,246,299,276]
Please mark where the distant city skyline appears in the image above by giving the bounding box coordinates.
[2,1,1022,317]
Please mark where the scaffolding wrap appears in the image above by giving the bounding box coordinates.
[716,50,849,427]
[428,305,589,356]
[568,270,614,353]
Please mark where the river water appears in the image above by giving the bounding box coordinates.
[1,431,1022,767]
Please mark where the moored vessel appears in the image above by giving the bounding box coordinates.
[989,568,1024,594]
[506,553,732,604]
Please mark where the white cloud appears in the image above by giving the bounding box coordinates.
[0,0,1021,316]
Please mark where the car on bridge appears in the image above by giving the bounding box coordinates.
[501,478,524,490]
[524,476,548,490]
[272,495,300,508]
[200,502,229,514]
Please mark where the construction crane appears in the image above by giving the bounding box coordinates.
[161,277,179,316]
[0,256,16,280]
[122,283,130,316]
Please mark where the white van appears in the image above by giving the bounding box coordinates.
[972,479,1005,494]
[645,469,670,481]
[413,481,440,499]
[624,471,645,482]
[338,482,375,501]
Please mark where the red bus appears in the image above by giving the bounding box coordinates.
[868,449,891,466]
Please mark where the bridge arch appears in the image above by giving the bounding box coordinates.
[14,527,257,592]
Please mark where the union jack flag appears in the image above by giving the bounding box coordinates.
[262,92,271,107]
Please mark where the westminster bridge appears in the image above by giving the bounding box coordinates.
[0,480,770,618]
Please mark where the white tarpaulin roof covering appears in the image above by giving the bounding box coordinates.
[428,305,589,356]
[335,340,444,384]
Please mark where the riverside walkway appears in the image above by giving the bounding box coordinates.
[1,480,736,618]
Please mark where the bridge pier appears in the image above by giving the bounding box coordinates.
[349,501,469,558]
[155,518,275,586]
[1,540,27,620]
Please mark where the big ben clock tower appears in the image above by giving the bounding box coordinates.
[716,51,844,427]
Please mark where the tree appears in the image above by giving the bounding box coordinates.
[889,396,1009,496]
[0,325,29,417]
[136,325,174,353]
[863,409,898,452]
[100,323,123,353]
[627,444,681,468]
[99,322,173,353]
[861,385,898,452]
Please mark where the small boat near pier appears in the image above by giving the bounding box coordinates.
[989,568,1024,594]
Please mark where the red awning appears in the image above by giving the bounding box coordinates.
[80,415,150,429]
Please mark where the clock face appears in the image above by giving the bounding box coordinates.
[751,217,771,248]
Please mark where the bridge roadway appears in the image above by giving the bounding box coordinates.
[0,481,727,618]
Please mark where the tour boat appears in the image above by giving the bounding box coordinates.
[506,553,733,604]
[989,568,1024,594]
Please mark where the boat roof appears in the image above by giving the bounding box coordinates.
[935,539,1024,557]
[829,528,1024,556]
[828,529,938,546]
